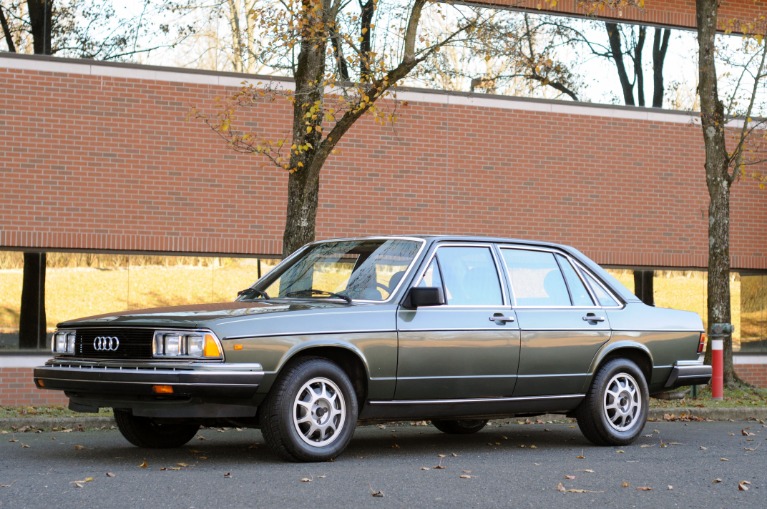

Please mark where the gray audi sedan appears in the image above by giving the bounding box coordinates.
[34,236,711,462]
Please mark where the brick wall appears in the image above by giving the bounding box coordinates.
[0,367,68,406]
[473,0,762,30]
[2,53,766,404]
[733,361,767,388]
[1,54,766,269]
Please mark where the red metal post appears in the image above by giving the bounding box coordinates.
[711,337,723,400]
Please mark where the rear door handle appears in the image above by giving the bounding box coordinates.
[489,313,515,324]
[582,313,606,323]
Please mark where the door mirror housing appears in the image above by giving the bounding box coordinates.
[407,287,445,308]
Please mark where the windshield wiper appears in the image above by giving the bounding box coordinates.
[237,287,270,300]
[285,289,352,304]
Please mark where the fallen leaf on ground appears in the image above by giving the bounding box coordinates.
[712,478,722,484]
[138,460,149,469]
[636,486,653,491]
[73,445,86,450]
[564,475,575,480]
[738,481,751,491]
[300,477,312,483]
[106,472,116,478]
[621,481,630,488]
[71,477,94,488]
[369,484,384,497]
[556,483,601,493]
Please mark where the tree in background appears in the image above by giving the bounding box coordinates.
[0,0,185,59]
[198,0,499,255]
[696,0,767,384]
[166,0,265,73]
[1,0,188,347]
[413,11,582,100]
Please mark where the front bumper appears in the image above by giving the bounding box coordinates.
[33,360,265,417]
[664,361,712,389]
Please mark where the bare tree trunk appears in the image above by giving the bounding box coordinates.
[633,270,654,306]
[605,22,635,105]
[696,0,738,385]
[27,0,53,55]
[19,253,47,349]
[283,166,321,256]
[13,1,53,349]
[652,27,671,108]
[0,5,17,52]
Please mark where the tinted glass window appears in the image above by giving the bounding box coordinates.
[432,246,502,306]
[583,270,620,307]
[419,258,444,289]
[502,249,570,307]
[557,255,594,306]
[259,239,421,301]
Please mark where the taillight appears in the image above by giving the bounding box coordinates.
[697,332,706,354]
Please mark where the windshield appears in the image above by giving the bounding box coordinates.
[247,238,423,302]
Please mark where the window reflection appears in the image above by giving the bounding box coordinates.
[0,251,278,351]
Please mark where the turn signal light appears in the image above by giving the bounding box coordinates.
[152,385,174,395]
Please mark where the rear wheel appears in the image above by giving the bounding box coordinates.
[575,358,648,446]
[113,409,200,449]
[432,419,488,435]
[260,357,358,462]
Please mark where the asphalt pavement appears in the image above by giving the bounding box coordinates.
[1,418,765,509]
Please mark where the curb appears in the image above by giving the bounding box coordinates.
[647,407,767,422]
[1,408,765,431]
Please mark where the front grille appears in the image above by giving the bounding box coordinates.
[75,328,154,359]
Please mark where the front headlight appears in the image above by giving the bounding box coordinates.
[52,330,76,355]
[152,330,223,359]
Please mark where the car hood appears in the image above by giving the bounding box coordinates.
[58,300,358,330]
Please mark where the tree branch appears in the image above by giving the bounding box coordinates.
[0,5,17,53]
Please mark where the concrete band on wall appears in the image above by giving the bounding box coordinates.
[1,53,766,270]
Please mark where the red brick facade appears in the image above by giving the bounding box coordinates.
[1,52,766,401]
[474,0,764,31]
[1,53,766,268]
[0,365,68,406]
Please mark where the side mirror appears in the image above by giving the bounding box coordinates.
[407,287,445,308]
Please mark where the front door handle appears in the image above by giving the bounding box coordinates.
[582,313,606,323]
[489,313,515,324]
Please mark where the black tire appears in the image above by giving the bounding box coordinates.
[113,409,200,449]
[575,358,648,446]
[432,419,488,435]
[260,357,358,462]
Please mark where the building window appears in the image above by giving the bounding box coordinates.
[605,268,767,355]
[0,251,278,352]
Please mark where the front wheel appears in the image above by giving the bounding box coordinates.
[260,357,358,462]
[113,409,200,448]
[575,358,648,446]
[432,419,488,435]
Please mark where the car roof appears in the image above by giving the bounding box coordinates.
[313,235,640,304]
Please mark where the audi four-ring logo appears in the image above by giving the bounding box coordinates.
[93,336,120,351]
